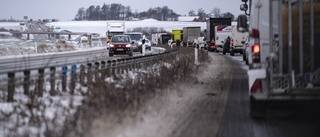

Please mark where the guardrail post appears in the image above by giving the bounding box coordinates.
[107,60,112,77]
[7,73,15,102]
[70,65,76,94]
[62,66,67,92]
[112,60,117,80]
[80,65,85,85]
[87,63,92,84]
[24,70,30,96]
[120,59,125,75]
[125,58,130,75]
[95,62,100,82]
[116,59,121,76]
[50,67,55,95]
[38,68,44,97]
[101,61,106,81]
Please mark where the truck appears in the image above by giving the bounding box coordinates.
[160,34,172,45]
[106,22,125,43]
[229,26,249,56]
[238,0,320,117]
[206,18,231,51]
[182,27,201,47]
[150,33,167,45]
[214,25,233,52]
[91,34,101,47]
[172,30,183,46]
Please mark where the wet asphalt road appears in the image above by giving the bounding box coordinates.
[218,53,320,137]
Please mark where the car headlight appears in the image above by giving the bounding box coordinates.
[109,44,114,47]
[126,44,131,47]
[138,42,142,45]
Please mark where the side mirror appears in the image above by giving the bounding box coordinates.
[237,15,248,32]
[240,4,248,11]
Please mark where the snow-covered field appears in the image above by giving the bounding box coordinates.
[48,19,206,36]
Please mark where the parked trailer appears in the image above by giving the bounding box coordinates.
[206,18,231,51]
[238,0,320,117]
[182,27,201,47]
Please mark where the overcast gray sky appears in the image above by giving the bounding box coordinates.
[0,0,244,21]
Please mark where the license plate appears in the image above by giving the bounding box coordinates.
[116,48,124,51]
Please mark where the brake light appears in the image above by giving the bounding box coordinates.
[251,79,262,94]
[253,44,260,53]
[251,29,260,39]
[232,39,234,46]
[252,44,260,63]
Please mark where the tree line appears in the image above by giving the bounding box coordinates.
[75,3,179,21]
[74,3,235,21]
[188,7,235,21]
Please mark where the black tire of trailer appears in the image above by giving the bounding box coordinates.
[230,50,235,56]
[243,52,246,61]
[250,96,267,118]
[223,50,226,55]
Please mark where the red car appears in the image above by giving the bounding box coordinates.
[109,35,133,56]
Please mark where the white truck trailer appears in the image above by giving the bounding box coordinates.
[238,0,320,117]
[214,25,233,52]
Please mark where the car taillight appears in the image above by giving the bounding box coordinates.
[251,29,260,39]
[232,39,234,46]
[252,44,260,63]
[251,79,262,94]
[253,44,260,53]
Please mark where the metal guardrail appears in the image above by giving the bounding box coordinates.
[1,47,179,102]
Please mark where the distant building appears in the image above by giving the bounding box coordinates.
[178,16,199,22]
[178,16,206,22]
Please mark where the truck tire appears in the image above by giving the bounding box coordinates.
[243,52,246,61]
[250,97,266,118]
[230,50,235,56]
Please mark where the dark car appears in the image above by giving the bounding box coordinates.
[222,36,231,55]
[109,35,133,56]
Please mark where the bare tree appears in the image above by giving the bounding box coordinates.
[197,8,206,20]
[189,10,196,16]
[211,7,221,18]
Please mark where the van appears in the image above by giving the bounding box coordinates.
[230,27,249,56]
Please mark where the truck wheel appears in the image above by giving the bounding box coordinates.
[230,50,235,56]
[250,97,266,118]
[243,53,246,61]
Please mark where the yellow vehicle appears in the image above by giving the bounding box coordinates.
[172,30,183,46]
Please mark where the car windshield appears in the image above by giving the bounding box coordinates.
[145,39,149,43]
[126,34,142,41]
[111,36,130,42]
